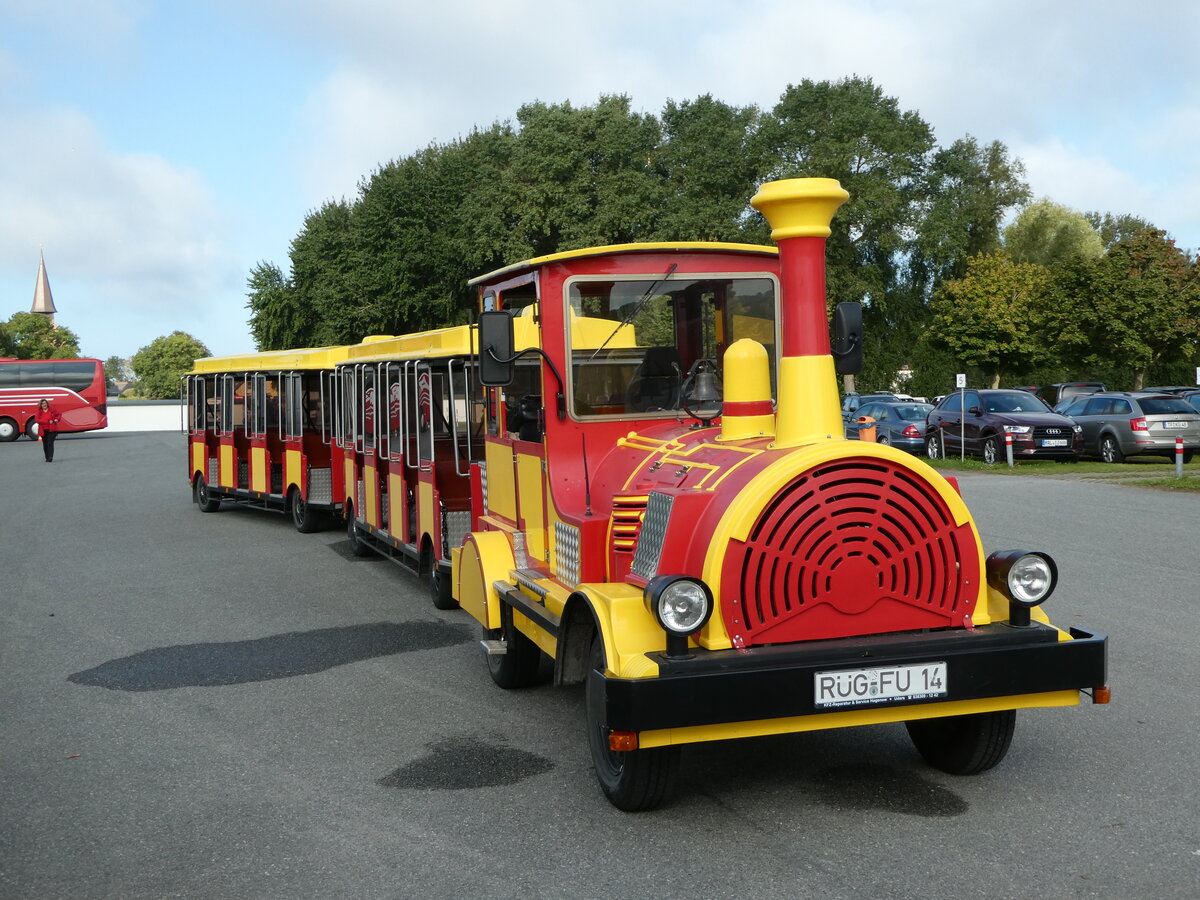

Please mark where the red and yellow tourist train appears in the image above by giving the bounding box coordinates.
[185,178,1108,810]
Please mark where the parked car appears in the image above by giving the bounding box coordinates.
[1035,382,1105,408]
[926,389,1083,464]
[1055,391,1200,463]
[1178,390,1200,414]
[845,400,934,452]
[1142,386,1194,395]
[840,391,896,422]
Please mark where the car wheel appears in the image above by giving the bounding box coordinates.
[1100,435,1124,463]
[586,635,679,810]
[877,434,891,446]
[906,710,1016,775]
[982,436,999,465]
[925,431,941,460]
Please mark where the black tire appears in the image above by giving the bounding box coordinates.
[877,434,891,446]
[906,710,1016,775]
[194,476,221,513]
[925,430,941,460]
[290,486,321,533]
[1100,434,1125,464]
[345,507,373,557]
[586,635,679,811]
[430,564,458,610]
[486,605,541,689]
[1183,451,1194,465]
[0,417,18,442]
[24,418,39,440]
[982,436,999,465]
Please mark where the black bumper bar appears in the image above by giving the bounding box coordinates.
[596,623,1108,733]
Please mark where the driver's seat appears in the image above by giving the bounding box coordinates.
[627,346,681,412]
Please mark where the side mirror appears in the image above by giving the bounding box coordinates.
[478,311,515,386]
[832,302,863,375]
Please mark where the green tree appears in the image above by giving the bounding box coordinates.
[130,331,211,399]
[246,261,313,351]
[1004,198,1103,266]
[926,252,1051,388]
[1046,229,1200,389]
[103,355,132,391]
[1,312,82,359]
[1086,211,1153,252]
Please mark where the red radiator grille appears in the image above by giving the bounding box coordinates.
[721,458,979,645]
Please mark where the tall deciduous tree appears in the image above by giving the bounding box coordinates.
[246,261,311,351]
[1047,229,1200,390]
[130,331,211,399]
[1004,198,1103,266]
[1,312,82,359]
[927,252,1051,388]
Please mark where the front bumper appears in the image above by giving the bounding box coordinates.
[594,622,1107,734]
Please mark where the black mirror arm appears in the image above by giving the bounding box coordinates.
[486,346,567,420]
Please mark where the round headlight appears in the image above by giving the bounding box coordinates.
[986,550,1057,607]
[1008,554,1053,604]
[648,577,713,634]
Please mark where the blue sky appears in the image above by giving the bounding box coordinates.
[2,0,1198,360]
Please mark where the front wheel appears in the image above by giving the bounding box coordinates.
[194,476,221,513]
[0,417,18,442]
[345,508,373,557]
[486,605,541,689]
[586,636,679,811]
[1100,435,1125,463]
[982,436,999,465]
[906,710,1015,775]
[925,430,941,460]
[290,487,322,533]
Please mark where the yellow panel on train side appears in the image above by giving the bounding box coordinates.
[285,449,301,494]
[516,452,545,563]
[251,447,267,493]
[191,441,205,478]
[219,444,234,488]
[365,466,380,529]
[388,471,405,542]
[344,457,357,508]
[485,440,516,521]
[419,480,434,546]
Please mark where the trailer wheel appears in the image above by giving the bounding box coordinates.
[0,417,18,442]
[905,709,1015,776]
[194,476,221,513]
[586,635,679,811]
[345,507,373,557]
[430,565,458,610]
[289,487,321,533]
[486,605,540,689]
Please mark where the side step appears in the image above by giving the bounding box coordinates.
[480,639,507,656]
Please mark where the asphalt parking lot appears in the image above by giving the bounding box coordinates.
[2,431,1197,899]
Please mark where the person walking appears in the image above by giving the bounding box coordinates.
[35,399,61,462]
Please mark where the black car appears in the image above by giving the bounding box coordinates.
[926,389,1083,463]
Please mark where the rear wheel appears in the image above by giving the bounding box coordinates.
[586,635,679,811]
[0,417,18,442]
[194,476,221,513]
[345,507,373,557]
[1183,451,1194,464]
[25,418,39,440]
[290,486,321,533]
[486,605,541,689]
[925,430,941,459]
[877,434,891,446]
[1100,434,1125,463]
[906,710,1016,775]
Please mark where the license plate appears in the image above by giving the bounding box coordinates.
[1040,438,1068,447]
[814,662,948,709]
[1163,421,1189,429]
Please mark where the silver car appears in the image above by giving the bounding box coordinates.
[1058,391,1200,463]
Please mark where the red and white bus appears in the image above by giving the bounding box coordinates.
[0,357,108,441]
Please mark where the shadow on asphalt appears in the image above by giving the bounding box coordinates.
[67,620,472,691]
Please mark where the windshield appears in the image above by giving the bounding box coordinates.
[894,404,933,421]
[566,275,776,418]
[985,392,1052,413]
[1138,397,1195,415]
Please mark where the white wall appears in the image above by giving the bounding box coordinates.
[105,401,183,432]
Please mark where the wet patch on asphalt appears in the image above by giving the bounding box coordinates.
[67,620,472,691]
[377,736,554,790]
[808,764,968,817]
[328,540,386,561]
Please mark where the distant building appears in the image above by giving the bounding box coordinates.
[31,251,57,325]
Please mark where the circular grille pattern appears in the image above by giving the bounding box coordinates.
[721,457,979,646]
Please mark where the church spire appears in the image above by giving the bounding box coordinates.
[31,250,57,323]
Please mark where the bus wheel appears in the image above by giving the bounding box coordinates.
[486,605,541,689]
[345,509,373,557]
[430,565,458,611]
[24,418,39,440]
[194,476,221,513]
[905,709,1016,775]
[0,417,18,442]
[289,487,321,534]
[585,635,679,811]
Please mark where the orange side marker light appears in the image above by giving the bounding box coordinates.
[609,731,639,752]
[1092,685,1112,704]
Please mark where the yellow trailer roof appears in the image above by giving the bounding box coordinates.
[189,344,352,374]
